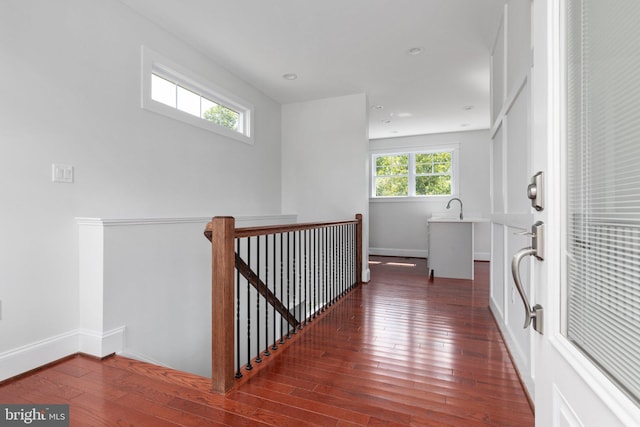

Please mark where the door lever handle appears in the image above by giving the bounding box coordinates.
[514,230,536,238]
[511,247,544,334]
[510,221,545,334]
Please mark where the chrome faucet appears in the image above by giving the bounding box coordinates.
[446,198,463,220]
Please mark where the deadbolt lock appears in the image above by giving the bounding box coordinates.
[528,171,544,211]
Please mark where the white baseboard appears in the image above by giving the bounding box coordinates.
[475,251,491,261]
[118,350,173,370]
[0,330,78,381]
[79,326,125,358]
[363,267,371,283]
[369,247,428,258]
[488,300,534,396]
[370,247,491,262]
[0,327,125,382]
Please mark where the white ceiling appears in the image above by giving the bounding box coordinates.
[120,0,504,139]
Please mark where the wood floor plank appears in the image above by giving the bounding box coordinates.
[237,380,371,425]
[0,257,534,426]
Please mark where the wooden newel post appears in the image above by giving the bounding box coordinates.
[209,216,235,393]
[355,213,363,285]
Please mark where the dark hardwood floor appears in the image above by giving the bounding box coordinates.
[0,256,534,426]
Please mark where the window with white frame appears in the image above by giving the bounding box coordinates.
[141,46,253,144]
[371,149,456,198]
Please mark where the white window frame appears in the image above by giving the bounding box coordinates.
[370,145,459,200]
[141,46,254,145]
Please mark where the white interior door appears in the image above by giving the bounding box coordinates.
[531,0,640,425]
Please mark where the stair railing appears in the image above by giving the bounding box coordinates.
[204,214,362,393]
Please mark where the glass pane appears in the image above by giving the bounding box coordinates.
[434,152,451,172]
[566,0,640,404]
[220,106,240,130]
[434,152,451,163]
[375,155,409,176]
[177,86,201,117]
[375,177,408,196]
[415,175,451,196]
[415,156,433,174]
[415,153,431,163]
[151,74,176,107]
[416,152,451,174]
[434,162,450,173]
[201,97,219,120]
[203,103,240,131]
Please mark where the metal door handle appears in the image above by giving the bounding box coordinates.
[511,247,544,333]
[510,221,544,334]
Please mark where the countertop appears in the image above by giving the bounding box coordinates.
[427,216,489,223]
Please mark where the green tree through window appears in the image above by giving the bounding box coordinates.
[203,104,239,130]
[375,155,409,196]
[415,152,451,195]
[373,151,453,197]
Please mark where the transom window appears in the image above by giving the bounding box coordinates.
[372,150,456,198]
[141,46,253,144]
[151,74,242,133]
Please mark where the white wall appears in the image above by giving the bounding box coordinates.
[282,94,370,280]
[0,0,282,379]
[369,130,492,260]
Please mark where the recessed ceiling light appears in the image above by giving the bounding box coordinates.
[390,130,399,134]
[407,47,423,55]
[381,119,392,124]
[395,112,413,118]
[371,105,384,110]
[461,123,470,127]
[462,105,474,110]
[282,73,298,80]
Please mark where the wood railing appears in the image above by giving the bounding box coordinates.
[204,214,363,393]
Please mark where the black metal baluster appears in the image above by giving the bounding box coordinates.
[307,229,316,323]
[325,227,330,308]
[336,225,340,298]
[297,229,302,330]
[303,229,308,325]
[341,225,344,295]
[350,223,354,288]
[338,225,343,298]
[345,224,349,291]
[292,231,298,335]
[286,232,291,339]
[255,236,262,364]
[272,233,279,351]
[340,225,347,296]
[340,225,344,296]
[336,225,340,299]
[279,232,285,345]
[328,226,331,306]
[352,223,356,288]
[328,226,333,306]
[313,228,318,319]
[339,225,343,298]
[235,238,242,378]
[333,226,337,304]
[318,228,322,313]
[245,237,253,371]
[321,227,326,311]
[263,234,270,357]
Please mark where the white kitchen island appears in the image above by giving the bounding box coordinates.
[427,216,488,280]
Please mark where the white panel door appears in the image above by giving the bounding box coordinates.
[489,0,536,395]
[531,0,640,425]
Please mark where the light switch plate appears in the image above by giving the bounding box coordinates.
[52,164,73,183]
